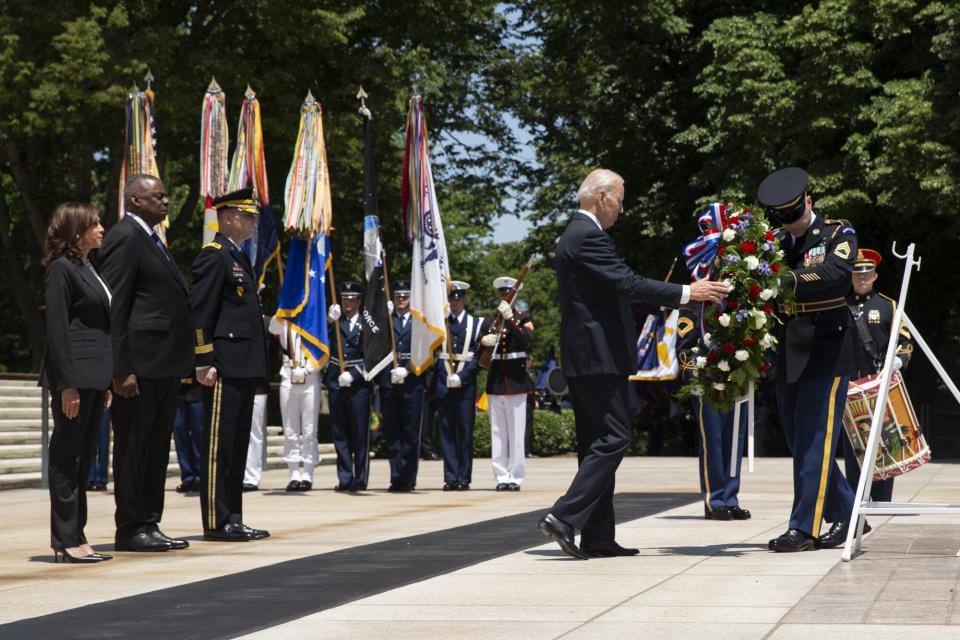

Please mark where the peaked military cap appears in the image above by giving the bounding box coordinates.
[339,281,364,298]
[854,248,881,273]
[448,280,471,299]
[393,280,411,296]
[212,187,260,215]
[493,276,523,293]
[757,167,808,225]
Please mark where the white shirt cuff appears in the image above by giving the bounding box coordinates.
[680,285,690,305]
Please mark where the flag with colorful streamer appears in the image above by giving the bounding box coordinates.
[275,234,331,367]
[401,95,452,375]
[118,73,161,233]
[200,77,229,245]
[282,91,333,236]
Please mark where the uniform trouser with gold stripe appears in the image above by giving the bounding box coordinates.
[691,397,746,513]
[777,376,854,537]
[200,378,256,531]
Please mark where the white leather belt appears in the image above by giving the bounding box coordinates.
[493,352,527,361]
[439,353,474,362]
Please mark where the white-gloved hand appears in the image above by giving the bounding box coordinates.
[387,300,395,314]
[390,367,409,384]
[338,371,353,387]
[891,356,904,372]
[291,367,306,384]
[480,333,497,347]
[268,315,284,336]
[447,373,462,388]
[328,304,341,321]
[498,300,514,320]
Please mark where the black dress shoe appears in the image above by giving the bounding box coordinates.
[154,530,189,550]
[538,513,589,560]
[349,482,367,492]
[85,481,96,491]
[334,483,351,492]
[190,480,202,492]
[580,541,640,557]
[237,523,270,540]
[92,482,107,491]
[176,482,193,494]
[768,528,815,552]
[442,481,458,491]
[495,483,509,491]
[285,480,302,492]
[203,523,252,542]
[817,521,869,549]
[508,483,521,491]
[421,452,441,461]
[115,531,173,552]
[388,483,413,493]
[730,506,751,520]
[456,482,470,491]
[705,507,733,520]
[242,483,259,492]
[299,480,312,491]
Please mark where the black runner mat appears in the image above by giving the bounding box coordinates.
[3,492,696,640]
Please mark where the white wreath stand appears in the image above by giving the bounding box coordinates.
[729,381,754,476]
[842,242,960,561]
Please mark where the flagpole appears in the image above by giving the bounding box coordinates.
[380,250,400,368]
[326,253,346,375]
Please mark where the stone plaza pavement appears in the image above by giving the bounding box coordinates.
[3,456,960,639]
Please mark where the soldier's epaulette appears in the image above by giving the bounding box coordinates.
[878,292,897,308]
[202,241,222,251]
[824,219,856,237]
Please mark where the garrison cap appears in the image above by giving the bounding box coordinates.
[393,280,411,296]
[339,281,364,298]
[212,187,260,215]
[854,248,881,273]
[756,167,808,225]
[448,281,470,299]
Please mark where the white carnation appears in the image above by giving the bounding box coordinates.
[744,256,759,271]
[760,333,775,350]
[695,356,708,369]
[713,382,726,391]
[691,346,700,354]
[722,228,736,242]
[718,360,730,372]
[702,332,712,346]
[760,288,775,301]
[722,278,734,289]
[718,313,731,327]
[735,349,750,361]
[751,309,766,329]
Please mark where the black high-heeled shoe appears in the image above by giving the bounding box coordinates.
[53,548,108,563]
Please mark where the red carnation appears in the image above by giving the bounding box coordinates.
[717,246,726,257]
[726,299,738,311]
[771,262,780,273]
[740,241,757,254]
[743,208,753,214]
[765,230,776,242]
[759,362,771,374]
[727,215,740,226]
[707,350,719,364]
[763,304,773,314]
[722,343,736,354]
[749,284,762,298]
[742,336,756,348]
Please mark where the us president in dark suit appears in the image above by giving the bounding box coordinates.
[538,169,728,559]
[42,202,114,563]
[98,174,194,552]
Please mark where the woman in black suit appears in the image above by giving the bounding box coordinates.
[41,202,114,563]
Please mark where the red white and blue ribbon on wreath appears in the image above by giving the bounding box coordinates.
[682,202,727,282]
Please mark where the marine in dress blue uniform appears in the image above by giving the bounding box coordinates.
[676,308,751,520]
[325,282,372,492]
[842,248,914,503]
[436,281,482,490]
[759,167,859,552]
[383,281,426,492]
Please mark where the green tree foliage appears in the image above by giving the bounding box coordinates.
[0,0,517,370]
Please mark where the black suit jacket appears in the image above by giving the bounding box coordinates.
[190,233,268,379]
[41,256,113,392]
[97,215,194,379]
[556,212,683,378]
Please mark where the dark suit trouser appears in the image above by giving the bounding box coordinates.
[200,378,255,531]
[840,433,894,502]
[112,378,178,538]
[49,389,106,548]
[384,385,424,487]
[439,386,476,484]
[330,383,371,487]
[552,375,632,546]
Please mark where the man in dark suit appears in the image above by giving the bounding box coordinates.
[539,169,728,559]
[98,174,193,552]
[191,188,270,542]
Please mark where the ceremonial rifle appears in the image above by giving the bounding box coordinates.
[477,256,536,370]
[326,257,346,375]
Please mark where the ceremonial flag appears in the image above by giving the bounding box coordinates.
[118,79,159,223]
[359,92,393,380]
[275,234,330,367]
[401,95,451,375]
[282,92,332,236]
[629,309,680,381]
[533,347,559,391]
[200,77,229,244]
[228,85,279,285]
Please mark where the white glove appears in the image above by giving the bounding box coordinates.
[498,300,514,320]
[338,371,353,387]
[291,367,306,384]
[268,315,284,336]
[387,300,395,314]
[891,356,904,372]
[447,373,462,388]
[328,304,341,321]
[390,367,409,384]
[480,333,497,347]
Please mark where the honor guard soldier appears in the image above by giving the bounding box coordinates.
[676,307,751,520]
[437,281,483,490]
[759,167,858,552]
[191,188,270,542]
[326,282,371,492]
[479,277,534,491]
[842,248,914,503]
[384,281,425,492]
[269,315,321,492]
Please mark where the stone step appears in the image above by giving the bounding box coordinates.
[0,386,44,397]
[0,457,41,474]
[0,396,44,407]
[0,471,42,490]
[0,378,40,387]
[0,444,41,460]
[0,418,42,431]
[0,407,43,420]
[0,431,42,446]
